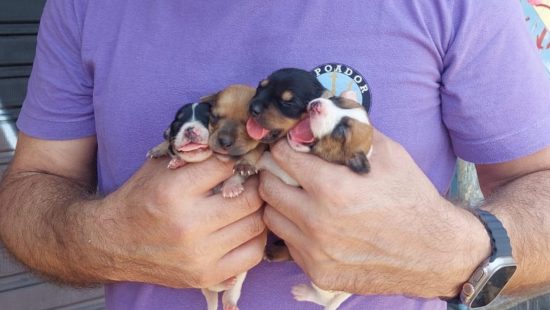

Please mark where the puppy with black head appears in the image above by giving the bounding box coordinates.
[246,68,327,143]
[147,102,212,168]
[147,94,256,310]
[246,68,330,263]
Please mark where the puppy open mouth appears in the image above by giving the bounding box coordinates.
[176,142,211,157]
[287,117,315,152]
[246,117,282,142]
[288,118,314,144]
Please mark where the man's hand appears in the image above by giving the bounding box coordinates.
[102,156,266,288]
[0,133,265,289]
[259,130,490,298]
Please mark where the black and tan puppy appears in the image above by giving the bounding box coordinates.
[147,102,212,168]
[246,68,329,262]
[246,68,327,143]
[202,84,266,198]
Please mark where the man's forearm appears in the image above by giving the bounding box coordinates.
[0,169,117,286]
[481,169,550,295]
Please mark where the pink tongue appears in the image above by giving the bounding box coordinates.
[289,118,314,144]
[246,118,270,140]
[178,143,208,152]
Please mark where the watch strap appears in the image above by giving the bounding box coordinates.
[475,210,513,261]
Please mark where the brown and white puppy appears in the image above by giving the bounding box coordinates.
[288,90,373,173]
[147,102,212,168]
[259,91,373,310]
[202,84,267,198]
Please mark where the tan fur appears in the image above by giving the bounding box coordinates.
[281,90,294,101]
[334,97,362,109]
[257,105,302,136]
[205,85,261,156]
[199,84,267,309]
[260,79,269,87]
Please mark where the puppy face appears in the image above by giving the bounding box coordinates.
[288,91,373,174]
[247,68,326,143]
[202,84,260,157]
[166,102,213,162]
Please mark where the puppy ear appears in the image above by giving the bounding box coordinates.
[347,151,370,174]
[340,90,358,102]
[199,92,219,105]
[321,90,333,99]
[163,127,171,140]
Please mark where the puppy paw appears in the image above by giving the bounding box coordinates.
[233,162,257,176]
[222,179,245,198]
[167,158,186,169]
[292,284,317,302]
[208,276,237,291]
[221,276,237,289]
[223,304,239,310]
[147,141,170,158]
[146,148,165,159]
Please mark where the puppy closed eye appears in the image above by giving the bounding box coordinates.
[278,98,293,106]
[209,112,220,125]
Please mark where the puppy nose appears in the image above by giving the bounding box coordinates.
[218,135,234,149]
[185,127,198,139]
[250,102,263,117]
[309,100,321,113]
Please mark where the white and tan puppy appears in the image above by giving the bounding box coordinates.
[288,90,373,173]
[258,90,373,310]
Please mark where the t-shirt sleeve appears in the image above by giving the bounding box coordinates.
[441,0,550,164]
[16,0,95,140]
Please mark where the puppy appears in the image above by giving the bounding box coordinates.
[202,84,267,198]
[288,90,373,173]
[147,102,212,168]
[246,68,329,261]
[198,84,267,310]
[147,93,256,310]
[291,91,373,310]
[247,68,327,143]
[258,91,374,310]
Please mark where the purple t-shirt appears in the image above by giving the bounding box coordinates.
[18,1,550,309]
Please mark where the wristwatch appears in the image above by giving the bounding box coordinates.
[459,209,517,308]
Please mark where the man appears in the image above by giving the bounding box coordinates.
[1,1,549,309]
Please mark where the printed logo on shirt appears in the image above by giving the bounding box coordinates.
[311,63,372,112]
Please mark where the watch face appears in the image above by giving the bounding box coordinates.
[471,265,516,308]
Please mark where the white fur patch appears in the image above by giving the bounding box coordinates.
[173,120,209,147]
[256,152,299,187]
[308,98,370,139]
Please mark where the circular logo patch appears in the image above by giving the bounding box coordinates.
[311,63,372,112]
